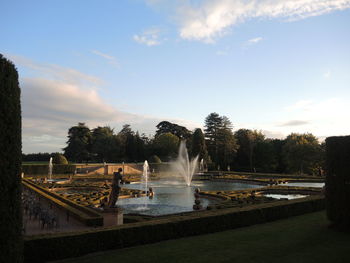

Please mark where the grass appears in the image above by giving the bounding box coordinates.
[57,211,349,263]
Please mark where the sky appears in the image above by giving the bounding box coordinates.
[1,0,350,153]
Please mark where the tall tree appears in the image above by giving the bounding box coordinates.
[156,121,191,139]
[204,112,223,164]
[117,124,135,162]
[64,123,91,163]
[152,132,179,161]
[0,54,22,262]
[234,129,264,172]
[204,113,238,168]
[91,126,115,162]
[217,128,238,169]
[192,128,208,161]
[282,133,321,174]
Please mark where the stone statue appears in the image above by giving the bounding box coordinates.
[108,168,123,208]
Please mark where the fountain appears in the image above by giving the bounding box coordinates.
[199,159,204,173]
[172,141,199,186]
[48,157,53,180]
[143,161,149,196]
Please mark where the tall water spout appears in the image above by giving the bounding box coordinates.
[48,157,53,180]
[142,161,149,207]
[172,141,199,186]
[143,160,149,193]
[199,159,204,173]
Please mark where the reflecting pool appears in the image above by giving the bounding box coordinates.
[118,179,263,216]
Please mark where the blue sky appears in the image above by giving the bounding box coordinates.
[1,0,350,153]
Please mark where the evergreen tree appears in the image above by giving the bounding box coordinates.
[63,123,91,163]
[204,112,223,164]
[0,54,22,262]
[91,126,115,162]
[192,128,208,161]
[204,113,238,167]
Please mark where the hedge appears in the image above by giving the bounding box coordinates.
[23,180,103,227]
[325,136,350,230]
[0,54,23,262]
[24,196,325,262]
[22,164,76,175]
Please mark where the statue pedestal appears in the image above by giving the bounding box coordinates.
[102,207,123,226]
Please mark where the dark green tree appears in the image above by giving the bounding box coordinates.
[152,132,179,161]
[217,127,238,169]
[0,54,22,262]
[192,128,208,161]
[204,112,223,164]
[117,124,137,162]
[234,129,264,172]
[156,121,192,139]
[204,113,239,168]
[253,139,278,172]
[91,126,115,162]
[63,123,91,163]
[282,133,321,175]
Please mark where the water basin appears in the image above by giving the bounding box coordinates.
[118,179,263,216]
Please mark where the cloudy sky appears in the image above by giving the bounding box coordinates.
[1,0,350,153]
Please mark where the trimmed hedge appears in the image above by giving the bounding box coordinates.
[325,136,350,230]
[24,196,325,262]
[53,153,68,164]
[0,54,23,262]
[22,164,76,175]
[23,180,103,226]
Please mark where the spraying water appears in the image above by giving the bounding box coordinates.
[142,160,150,208]
[199,159,204,173]
[48,157,53,180]
[172,141,199,186]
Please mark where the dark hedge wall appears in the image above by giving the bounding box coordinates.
[22,164,76,175]
[24,196,325,262]
[325,136,350,230]
[0,54,23,261]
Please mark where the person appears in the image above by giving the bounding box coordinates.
[107,168,123,208]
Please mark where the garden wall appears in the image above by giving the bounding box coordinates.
[24,196,325,262]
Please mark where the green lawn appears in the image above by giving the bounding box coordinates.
[59,211,349,263]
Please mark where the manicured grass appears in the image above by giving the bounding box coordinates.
[59,211,349,263]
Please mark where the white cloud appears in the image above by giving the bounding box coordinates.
[324,70,331,78]
[91,50,119,68]
[8,55,198,153]
[148,0,350,42]
[133,28,163,46]
[275,98,350,138]
[247,37,263,44]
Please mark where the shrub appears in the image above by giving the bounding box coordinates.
[149,155,162,163]
[0,54,23,262]
[325,136,350,230]
[53,153,68,164]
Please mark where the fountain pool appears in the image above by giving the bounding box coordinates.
[118,180,263,216]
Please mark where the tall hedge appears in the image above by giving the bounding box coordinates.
[0,54,22,261]
[325,136,350,230]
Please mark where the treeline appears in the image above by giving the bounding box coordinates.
[24,112,325,175]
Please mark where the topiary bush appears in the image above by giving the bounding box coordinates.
[52,153,68,164]
[149,155,162,163]
[0,54,23,261]
[325,136,350,230]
